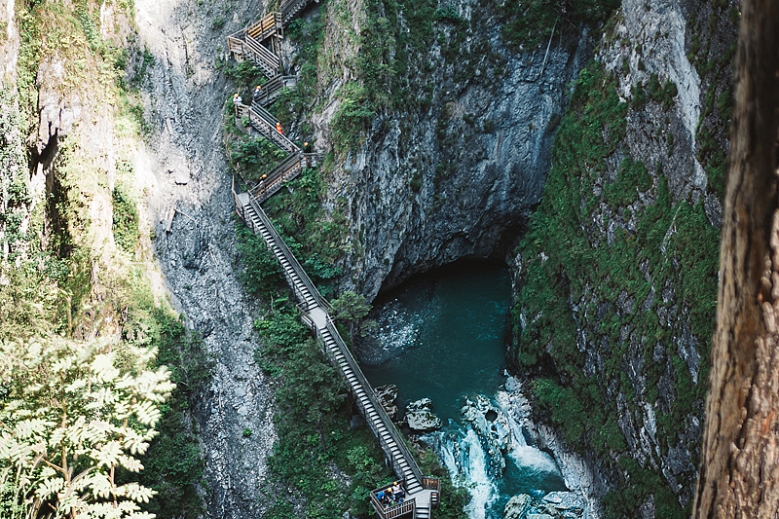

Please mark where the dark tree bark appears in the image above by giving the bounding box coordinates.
[692,2,779,518]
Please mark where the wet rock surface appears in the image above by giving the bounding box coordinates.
[376,384,399,420]
[461,395,512,475]
[498,375,604,519]
[320,3,593,299]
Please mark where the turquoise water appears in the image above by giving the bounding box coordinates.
[362,263,567,519]
[362,264,511,423]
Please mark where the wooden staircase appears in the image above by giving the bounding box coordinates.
[252,75,297,107]
[247,152,322,204]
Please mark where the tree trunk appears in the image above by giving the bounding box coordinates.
[692,3,779,518]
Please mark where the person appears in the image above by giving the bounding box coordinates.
[303,141,311,166]
[252,85,262,103]
[232,93,242,117]
[392,482,404,503]
[275,121,284,135]
[259,173,267,192]
[377,490,389,507]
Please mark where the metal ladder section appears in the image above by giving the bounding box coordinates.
[236,193,328,312]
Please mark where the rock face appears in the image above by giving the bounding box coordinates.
[311,0,591,299]
[508,0,737,514]
[461,395,512,475]
[132,0,277,517]
[498,376,601,518]
[504,494,532,519]
[504,492,586,519]
[405,398,443,432]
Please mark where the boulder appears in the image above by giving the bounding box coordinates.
[504,494,532,519]
[542,492,584,516]
[375,384,399,420]
[461,395,512,474]
[405,398,442,432]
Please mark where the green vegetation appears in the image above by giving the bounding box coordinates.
[131,309,213,519]
[686,2,738,201]
[262,167,347,298]
[1,2,211,518]
[331,290,376,344]
[513,59,719,518]
[112,182,141,252]
[0,335,175,519]
[500,0,620,48]
[278,12,325,127]
[239,291,467,518]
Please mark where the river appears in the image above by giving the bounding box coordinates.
[362,263,570,519]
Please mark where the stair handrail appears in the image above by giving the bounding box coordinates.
[246,196,332,312]
[246,11,282,43]
[369,488,416,519]
[246,105,300,153]
[248,153,304,203]
[249,103,278,127]
[243,33,281,73]
[251,75,297,107]
[281,0,311,23]
[320,315,424,486]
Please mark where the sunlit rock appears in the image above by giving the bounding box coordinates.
[406,398,442,431]
[375,384,399,420]
[503,494,532,519]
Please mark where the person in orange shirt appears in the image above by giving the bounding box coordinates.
[275,121,284,135]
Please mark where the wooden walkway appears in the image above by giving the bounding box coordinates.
[227,7,440,517]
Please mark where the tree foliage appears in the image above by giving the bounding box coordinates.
[0,336,175,519]
[331,290,375,343]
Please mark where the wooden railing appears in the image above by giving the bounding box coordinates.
[227,35,244,58]
[248,153,305,203]
[370,486,416,519]
[246,12,282,42]
[245,104,300,153]
[423,478,441,508]
[243,34,280,78]
[251,75,296,107]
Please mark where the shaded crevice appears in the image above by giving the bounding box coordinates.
[29,126,60,176]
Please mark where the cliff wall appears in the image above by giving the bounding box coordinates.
[307,0,737,516]
[509,0,737,516]
[305,0,592,298]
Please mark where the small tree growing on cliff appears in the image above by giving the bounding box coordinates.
[0,335,175,519]
[330,291,376,345]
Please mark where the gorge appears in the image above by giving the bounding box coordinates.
[0,0,742,518]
